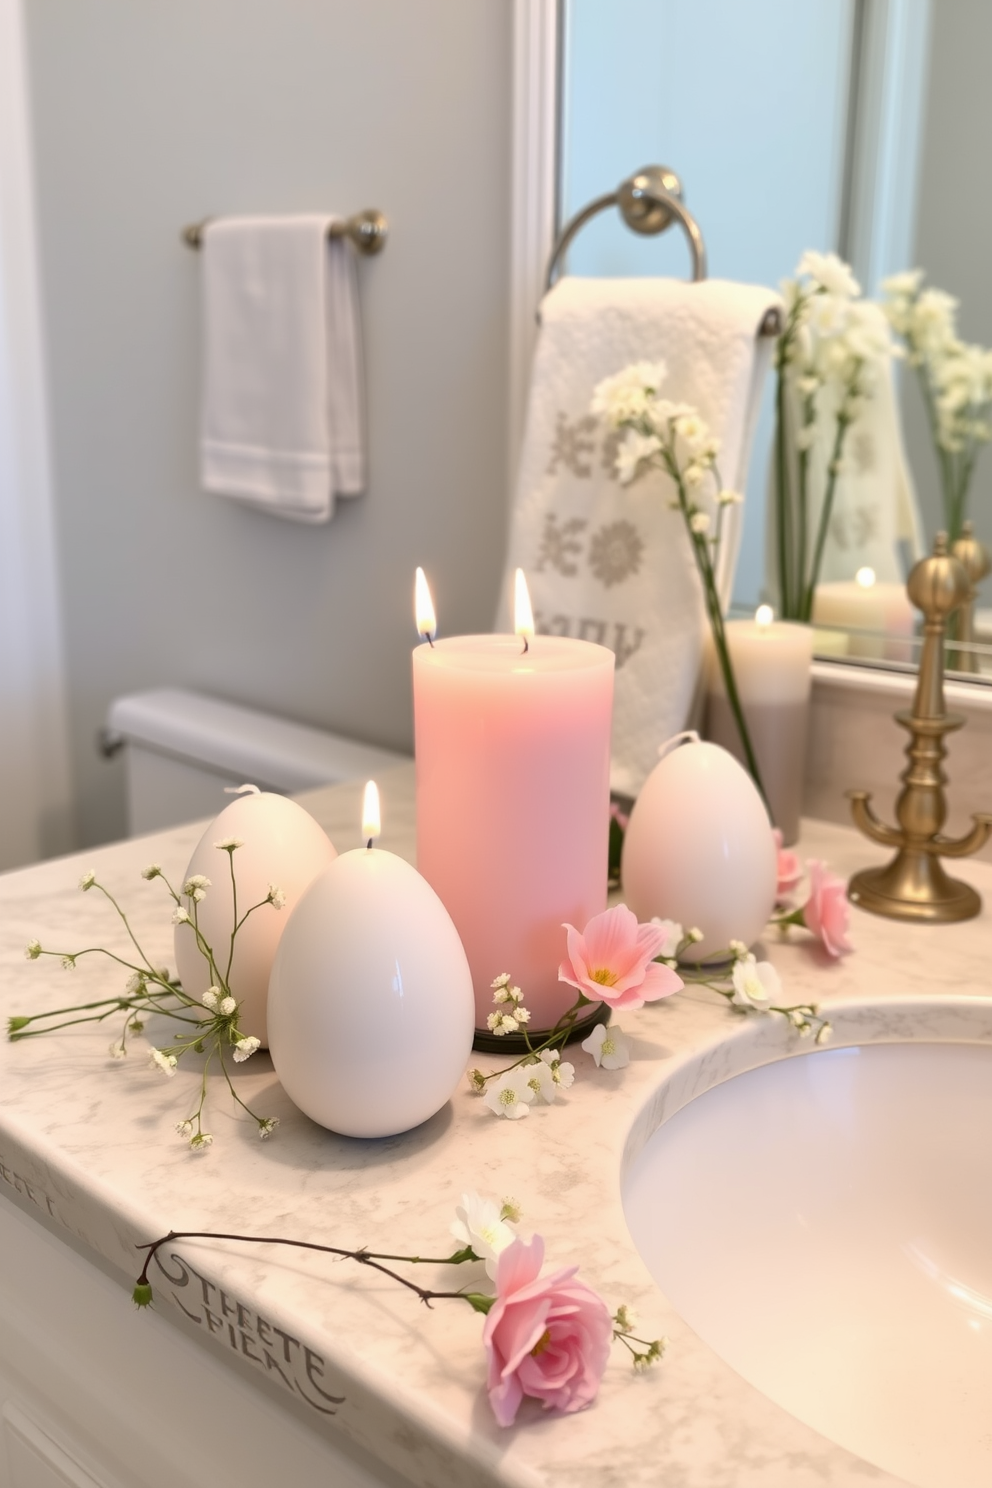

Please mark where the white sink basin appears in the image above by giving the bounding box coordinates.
[623,1033,992,1488]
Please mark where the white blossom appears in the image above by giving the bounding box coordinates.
[582,1022,630,1070]
[79,870,96,891]
[717,488,743,506]
[108,1040,127,1060]
[797,250,860,299]
[219,996,237,1016]
[815,1022,833,1046]
[539,1047,575,1090]
[189,1132,213,1151]
[125,972,146,994]
[201,987,219,1010]
[258,1117,279,1138]
[172,906,190,925]
[267,885,287,909]
[524,1060,557,1104]
[487,1009,520,1036]
[232,1036,261,1062]
[728,939,749,960]
[591,360,668,423]
[451,1190,517,1277]
[148,1048,178,1078]
[175,1120,193,1138]
[140,863,162,880]
[483,1067,535,1119]
[24,940,42,961]
[214,837,244,851]
[689,510,710,534]
[183,874,210,902]
[490,972,512,991]
[650,918,684,958]
[731,955,781,1009]
[615,428,662,485]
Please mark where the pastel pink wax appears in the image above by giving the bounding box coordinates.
[413,635,614,1031]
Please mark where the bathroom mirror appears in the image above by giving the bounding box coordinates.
[557,0,992,682]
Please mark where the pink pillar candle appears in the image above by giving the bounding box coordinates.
[413,635,614,1032]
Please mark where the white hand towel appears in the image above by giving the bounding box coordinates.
[498,277,780,799]
[200,215,365,523]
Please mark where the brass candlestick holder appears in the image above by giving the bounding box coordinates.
[847,533,992,922]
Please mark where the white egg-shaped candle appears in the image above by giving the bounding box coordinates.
[621,737,776,962]
[268,785,474,1138]
[174,788,336,1046]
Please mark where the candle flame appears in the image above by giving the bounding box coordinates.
[414,567,437,641]
[362,780,381,844]
[855,566,876,589]
[755,604,774,627]
[514,568,535,640]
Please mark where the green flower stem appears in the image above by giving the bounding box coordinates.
[224,849,239,984]
[133,1229,488,1311]
[801,409,851,622]
[475,994,588,1085]
[91,882,161,977]
[774,366,793,615]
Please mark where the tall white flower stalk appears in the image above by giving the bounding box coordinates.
[881,269,992,543]
[774,251,893,620]
[591,362,766,802]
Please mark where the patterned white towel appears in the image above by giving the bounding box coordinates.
[498,277,780,797]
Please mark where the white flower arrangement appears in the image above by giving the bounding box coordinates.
[773,250,895,620]
[12,846,284,1148]
[881,269,992,541]
[589,364,766,801]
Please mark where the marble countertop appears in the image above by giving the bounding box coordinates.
[1,763,989,1488]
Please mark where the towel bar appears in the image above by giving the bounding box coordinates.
[181,208,388,256]
[546,166,781,337]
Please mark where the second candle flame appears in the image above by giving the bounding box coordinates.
[414,567,437,642]
[362,780,381,845]
[514,568,535,642]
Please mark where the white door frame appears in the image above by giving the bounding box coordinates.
[0,0,74,866]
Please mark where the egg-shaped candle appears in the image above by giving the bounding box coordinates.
[412,572,615,1034]
[621,737,776,962]
[267,783,474,1138]
[173,787,336,1046]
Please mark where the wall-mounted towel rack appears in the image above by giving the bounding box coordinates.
[181,208,388,256]
[547,166,781,337]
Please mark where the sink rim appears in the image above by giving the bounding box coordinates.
[621,992,992,1183]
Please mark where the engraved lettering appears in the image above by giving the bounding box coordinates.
[240,1331,263,1364]
[613,624,645,668]
[220,1289,238,1320]
[577,617,608,645]
[204,1306,225,1335]
[305,1347,346,1405]
[173,1295,204,1325]
[264,1350,294,1390]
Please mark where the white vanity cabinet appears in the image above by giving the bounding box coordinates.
[0,1191,400,1488]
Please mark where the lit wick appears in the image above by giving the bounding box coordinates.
[362,780,381,852]
[514,568,535,656]
[414,566,437,648]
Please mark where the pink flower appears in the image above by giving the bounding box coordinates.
[609,801,630,833]
[802,860,852,957]
[772,828,803,902]
[559,903,683,1011]
[483,1235,612,1427]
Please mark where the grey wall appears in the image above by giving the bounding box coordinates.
[25,0,512,847]
[901,0,992,592]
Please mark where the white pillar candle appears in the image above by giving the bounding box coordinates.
[706,610,813,845]
[812,568,915,660]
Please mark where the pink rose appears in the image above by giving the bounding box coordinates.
[483,1235,612,1427]
[559,903,683,1011]
[802,860,852,957]
[772,828,803,902]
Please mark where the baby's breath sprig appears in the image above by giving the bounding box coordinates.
[671,933,832,1045]
[611,1304,667,1372]
[467,974,581,1119]
[12,846,285,1148]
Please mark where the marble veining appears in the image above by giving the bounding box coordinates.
[0,763,989,1488]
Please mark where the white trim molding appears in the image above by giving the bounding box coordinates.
[843,0,933,294]
[507,0,559,490]
[0,0,74,866]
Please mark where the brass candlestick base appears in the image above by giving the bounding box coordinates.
[847,533,992,923]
